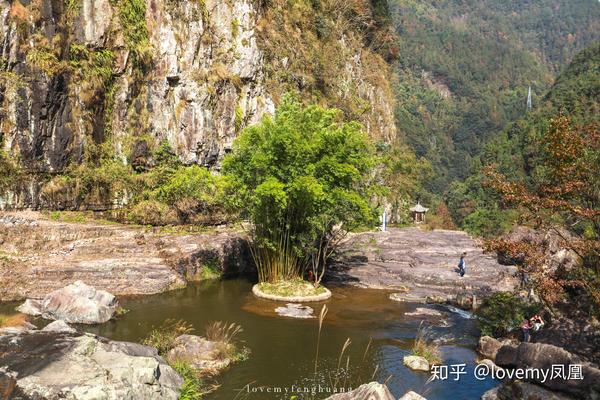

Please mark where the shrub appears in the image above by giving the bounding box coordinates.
[143,319,194,356]
[153,166,225,223]
[127,200,174,225]
[222,95,379,284]
[477,292,541,337]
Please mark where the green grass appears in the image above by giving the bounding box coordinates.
[171,361,212,400]
[257,279,327,297]
[200,259,221,280]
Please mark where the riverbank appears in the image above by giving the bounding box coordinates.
[328,228,519,305]
[0,213,518,305]
[0,211,252,301]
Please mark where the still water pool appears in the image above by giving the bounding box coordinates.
[2,279,498,399]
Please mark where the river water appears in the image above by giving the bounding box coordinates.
[1,279,498,399]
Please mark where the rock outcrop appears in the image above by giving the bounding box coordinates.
[326,382,395,400]
[478,336,505,361]
[482,381,574,400]
[166,334,233,374]
[495,342,600,399]
[403,355,430,372]
[0,0,396,210]
[17,281,119,324]
[329,228,518,304]
[0,330,183,400]
[0,211,252,301]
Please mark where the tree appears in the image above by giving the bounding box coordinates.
[222,96,379,285]
[484,116,600,310]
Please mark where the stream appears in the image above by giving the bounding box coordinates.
[1,279,498,399]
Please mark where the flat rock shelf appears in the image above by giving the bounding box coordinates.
[252,283,332,302]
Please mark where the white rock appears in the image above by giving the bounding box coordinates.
[399,391,428,400]
[275,303,314,319]
[0,331,182,400]
[18,281,119,324]
[42,320,76,333]
[403,355,430,371]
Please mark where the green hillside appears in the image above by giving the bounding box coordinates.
[446,41,600,236]
[390,0,600,192]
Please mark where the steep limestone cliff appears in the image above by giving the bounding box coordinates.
[0,0,397,209]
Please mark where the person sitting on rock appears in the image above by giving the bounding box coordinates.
[458,252,467,277]
[521,318,532,342]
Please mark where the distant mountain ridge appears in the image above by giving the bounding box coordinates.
[390,0,600,192]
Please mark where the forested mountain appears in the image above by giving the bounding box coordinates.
[390,0,600,192]
[446,41,600,236]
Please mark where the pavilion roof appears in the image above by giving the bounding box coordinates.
[410,202,429,213]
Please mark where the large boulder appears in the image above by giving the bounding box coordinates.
[481,381,574,400]
[166,334,232,374]
[478,336,503,361]
[403,355,430,371]
[17,281,119,324]
[495,342,600,398]
[326,382,395,400]
[0,330,182,400]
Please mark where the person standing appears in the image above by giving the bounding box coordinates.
[522,318,532,342]
[458,252,467,277]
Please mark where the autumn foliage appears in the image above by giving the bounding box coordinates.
[484,116,600,310]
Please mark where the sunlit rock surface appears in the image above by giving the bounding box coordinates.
[0,330,182,400]
[329,228,518,304]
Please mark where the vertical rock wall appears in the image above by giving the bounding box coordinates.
[0,0,397,209]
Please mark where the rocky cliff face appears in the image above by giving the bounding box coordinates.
[0,0,397,209]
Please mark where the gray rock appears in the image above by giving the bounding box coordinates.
[42,320,76,333]
[275,303,315,319]
[495,342,600,398]
[478,336,503,361]
[403,355,430,371]
[330,228,519,302]
[399,391,428,400]
[18,281,119,324]
[0,331,182,400]
[166,334,231,374]
[481,381,574,400]
[326,382,395,400]
[405,307,442,317]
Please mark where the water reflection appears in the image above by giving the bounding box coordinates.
[0,279,498,399]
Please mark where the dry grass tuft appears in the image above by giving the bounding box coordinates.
[411,323,442,365]
[205,321,243,345]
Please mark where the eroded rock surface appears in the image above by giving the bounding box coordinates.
[18,281,118,324]
[329,228,518,304]
[482,381,574,400]
[0,212,251,301]
[0,330,182,400]
[495,342,600,399]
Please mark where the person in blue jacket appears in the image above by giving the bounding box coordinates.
[458,252,467,277]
